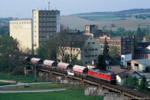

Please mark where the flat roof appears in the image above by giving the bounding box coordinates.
[10,19,32,22]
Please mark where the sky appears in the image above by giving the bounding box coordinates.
[1,0,150,18]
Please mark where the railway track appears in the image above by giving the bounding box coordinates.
[38,67,150,100]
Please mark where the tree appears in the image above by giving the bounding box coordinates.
[0,37,23,75]
[136,27,143,42]
[96,54,107,70]
[123,76,138,89]
[103,38,109,57]
[109,46,120,63]
[96,38,109,70]
[138,76,148,91]
[37,38,57,60]
[37,31,82,64]
[0,37,19,57]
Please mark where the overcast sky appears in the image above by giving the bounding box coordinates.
[1,0,150,18]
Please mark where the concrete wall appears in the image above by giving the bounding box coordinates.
[10,20,32,52]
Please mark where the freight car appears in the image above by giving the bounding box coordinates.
[43,60,57,69]
[30,58,43,65]
[23,56,116,84]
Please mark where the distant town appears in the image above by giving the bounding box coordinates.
[0,5,150,100]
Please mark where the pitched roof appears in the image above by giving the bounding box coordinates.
[109,67,126,74]
[135,48,150,54]
[133,59,150,66]
[58,34,90,48]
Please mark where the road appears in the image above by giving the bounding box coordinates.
[0,88,66,93]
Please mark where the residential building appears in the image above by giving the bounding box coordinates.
[109,67,142,85]
[10,9,60,53]
[57,35,101,65]
[126,59,150,72]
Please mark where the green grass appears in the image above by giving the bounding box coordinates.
[2,84,68,90]
[0,82,14,86]
[0,73,51,83]
[0,88,103,100]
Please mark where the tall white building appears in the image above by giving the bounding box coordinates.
[10,10,60,53]
[32,10,60,50]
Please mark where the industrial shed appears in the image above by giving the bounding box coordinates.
[126,59,150,72]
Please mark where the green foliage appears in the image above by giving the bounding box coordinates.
[0,88,103,100]
[138,76,148,91]
[123,76,138,89]
[0,37,19,57]
[0,82,14,86]
[0,37,23,75]
[103,38,109,57]
[124,76,149,94]
[96,54,107,70]
[109,46,120,63]
[0,26,9,37]
[136,27,143,42]
[70,59,82,66]
[0,73,50,83]
[96,39,109,70]
[37,39,57,60]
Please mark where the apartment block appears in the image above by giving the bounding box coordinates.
[10,10,60,53]
[32,10,60,50]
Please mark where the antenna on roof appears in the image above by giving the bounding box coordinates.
[48,1,50,10]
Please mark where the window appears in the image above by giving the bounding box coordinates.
[88,42,90,44]
[126,46,129,50]
[92,42,95,44]
[95,48,98,50]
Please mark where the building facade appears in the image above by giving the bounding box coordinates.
[32,10,60,50]
[10,10,60,53]
[126,59,150,72]
[83,25,102,38]
[10,19,32,52]
[95,34,135,58]
[135,42,150,59]
[57,35,101,65]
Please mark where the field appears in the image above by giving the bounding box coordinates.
[0,89,103,100]
[74,14,131,22]
[61,15,150,31]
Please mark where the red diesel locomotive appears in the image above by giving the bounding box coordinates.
[23,56,116,84]
[88,69,116,84]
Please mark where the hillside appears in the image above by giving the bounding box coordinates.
[61,9,150,31]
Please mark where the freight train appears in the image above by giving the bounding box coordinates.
[23,56,116,84]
